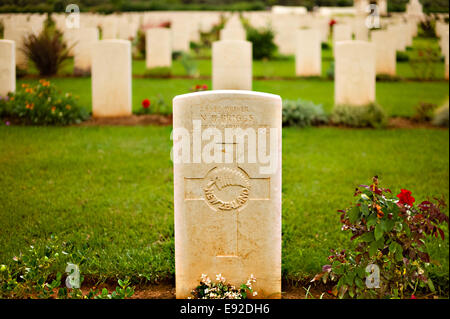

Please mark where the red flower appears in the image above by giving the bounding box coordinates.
[410,294,417,299]
[142,99,150,109]
[329,19,337,27]
[195,84,201,90]
[202,84,208,90]
[397,189,415,206]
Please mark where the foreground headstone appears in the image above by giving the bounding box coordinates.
[212,40,252,90]
[335,41,376,106]
[73,27,99,75]
[0,40,15,97]
[295,29,321,76]
[371,30,396,76]
[173,90,282,299]
[91,40,132,117]
[146,28,172,68]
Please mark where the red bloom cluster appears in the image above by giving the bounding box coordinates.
[397,189,415,206]
[193,84,208,92]
[329,19,337,27]
[142,99,150,109]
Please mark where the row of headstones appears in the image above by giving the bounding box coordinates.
[3,9,446,60]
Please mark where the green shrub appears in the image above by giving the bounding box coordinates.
[433,101,449,127]
[245,25,277,60]
[135,29,146,58]
[282,99,328,127]
[22,27,70,76]
[411,102,437,122]
[0,80,89,125]
[0,235,134,299]
[331,103,387,128]
[418,17,437,38]
[179,52,199,77]
[396,51,410,62]
[313,177,449,299]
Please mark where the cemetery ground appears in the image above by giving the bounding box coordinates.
[1,35,449,299]
[0,126,448,298]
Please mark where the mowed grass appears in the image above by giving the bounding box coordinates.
[0,126,448,285]
[17,77,449,118]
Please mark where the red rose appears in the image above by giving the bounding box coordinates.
[410,294,417,299]
[142,99,150,109]
[195,84,201,90]
[329,19,337,27]
[202,84,208,90]
[397,189,415,206]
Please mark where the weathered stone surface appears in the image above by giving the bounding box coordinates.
[73,27,99,75]
[371,30,396,76]
[295,29,321,76]
[334,40,376,106]
[91,40,132,117]
[146,28,172,68]
[0,40,15,97]
[173,90,282,299]
[212,40,252,90]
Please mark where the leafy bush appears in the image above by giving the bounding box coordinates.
[22,27,70,76]
[179,52,199,77]
[135,95,169,115]
[331,103,387,128]
[313,177,449,299]
[409,48,441,80]
[191,273,257,299]
[0,235,134,299]
[418,17,437,38]
[282,99,328,127]
[396,51,410,62]
[411,102,437,122]
[0,80,89,125]
[245,25,277,60]
[433,101,449,127]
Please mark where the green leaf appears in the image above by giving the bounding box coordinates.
[395,249,403,262]
[355,277,364,289]
[427,279,436,293]
[374,223,384,241]
[361,205,370,218]
[360,232,375,242]
[366,214,377,227]
[389,242,397,254]
[369,242,379,257]
[348,206,360,223]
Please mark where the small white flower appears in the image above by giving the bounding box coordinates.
[253,291,258,296]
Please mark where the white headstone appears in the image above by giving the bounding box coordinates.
[371,30,396,76]
[212,40,252,91]
[146,28,172,68]
[0,40,15,97]
[173,90,282,299]
[91,40,132,117]
[3,24,29,69]
[73,27,99,75]
[295,29,322,77]
[334,41,376,106]
[333,24,352,54]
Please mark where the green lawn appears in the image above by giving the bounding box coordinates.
[0,126,448,287]
[17,77,449,118]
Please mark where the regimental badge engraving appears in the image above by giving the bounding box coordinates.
[203,167,251,211]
